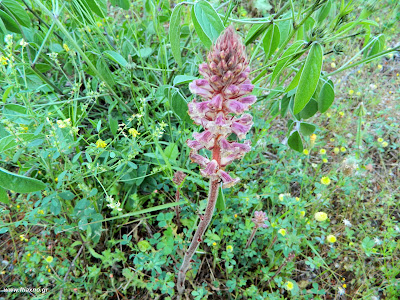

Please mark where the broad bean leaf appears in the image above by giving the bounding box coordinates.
[0,167,46,193]
[293,43,323,114]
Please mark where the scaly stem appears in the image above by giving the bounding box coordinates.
[177,178,220,295]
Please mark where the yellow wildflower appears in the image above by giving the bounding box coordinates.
[310,134,317,142]
[96,139,107,148]
[327,235,337,243]
[226,245,233,252]
[303,149,309,155]
[322,158,328,163]
[320,149,326,155]
[382,141,388,147]
[212,242,217,246]
[334,147,340,154]
[278,228,286,236]
[285,281,294,290]
[300,211,305,217]
[340,146,346,152]
[377,137,384,143]
[45,256,53,263]
[63,43,70,52]
[321,176,331,185]
[315,212,328,222]
[348,90,354,95]
[128,128,140,137]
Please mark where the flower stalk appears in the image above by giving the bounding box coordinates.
[177,26,256,295]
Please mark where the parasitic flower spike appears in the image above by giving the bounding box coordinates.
[177,26,256,296]
[186,25,256,188]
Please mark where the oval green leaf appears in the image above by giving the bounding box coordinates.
[262,23,280,59]
[318,81,334,113]
[0,186,9,204]
[0,9,21,33]
[1,0,31,27]
[193,0,224,48]
[299,122,316,136]
[293,42,323,115]
[170,4,183,66]
[171,91,192,124]
[0,167,46,193]
[288,131,303,153]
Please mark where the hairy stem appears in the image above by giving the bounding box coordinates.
[245,226,259,249]
[177,178,220,295]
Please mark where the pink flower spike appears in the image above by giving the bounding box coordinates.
[219,138,232,151]
[220,153,243,167]
[218,170,240,188]
[200,160,219,177]
[189,152,210,167]
[252,211,269,228]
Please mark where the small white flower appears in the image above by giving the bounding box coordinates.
[394,225,400,233]
[374,237,382,245]
[338,287,345,295]
[343,219,352,227]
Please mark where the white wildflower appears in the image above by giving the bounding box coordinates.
[343,219,352,227]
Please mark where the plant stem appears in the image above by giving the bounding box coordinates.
[245,226,259,248]
[177,178,220,295]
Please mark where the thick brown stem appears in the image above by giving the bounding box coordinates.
[177,178,220,295]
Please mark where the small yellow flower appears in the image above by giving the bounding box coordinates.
[377,137,384,143]
[128,128,140,137]
[315,212,328,222]
[27,253,31,257]
[326,112,331,118]
[303,149,309,155]
[271,222,277,228]
[339,111,344,116]
[212,242,217,246]
[295,197,300,202]
[320,149,326,155]
[285,281,294,290]
[226,245,233,252]
[358,70,361,74]
[63,43,70,52]
[97,21,103,27]
[327,234,337,243]
[382,141,388,147]
[47,268,51,272]
[340,146,346,152]
[334,147,340,154]
[17,205,20,209]
[330,62,336,68]
[279,194,284,201]
[278,228,286,236]
[377,64,383,69]
[257,57,260,61]
[96,139,107,148]
[343,284,347,288]
[356,92,361,96]
[322,158,328,163]
[375,17,380,22]
[310,134,317,142]
[234,214,237,218]
[321,176,331,185]
[300,211,305,217]
[38,209,44,214]
[0,56,8,65]
[55,177,58,183]
[45,256,53,263]
[348,90,354,95]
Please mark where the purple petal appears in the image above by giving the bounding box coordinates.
[189,152,210,167]
[231,122,251,139]
[225,100,246,114]
[218,170,240,188]
[210,94,223,110]
[239,95,257,106]
[187,139,204,151]
[193,130,213,143]
[200,160,219,177]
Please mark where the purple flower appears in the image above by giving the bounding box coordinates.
[186,26,255,188]
[252,211,269,228]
